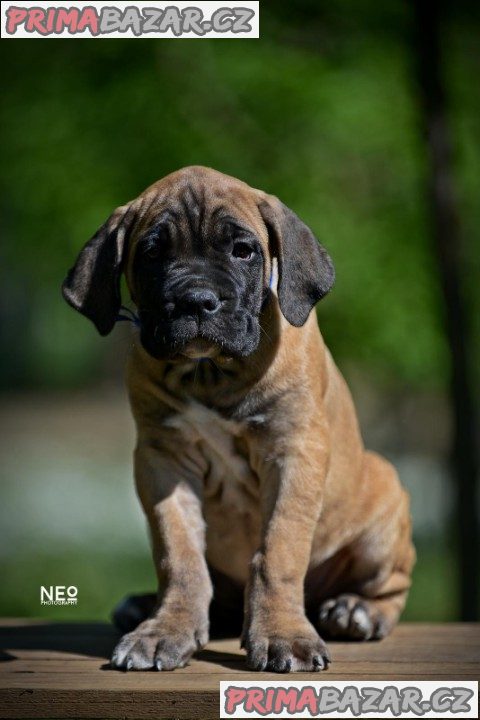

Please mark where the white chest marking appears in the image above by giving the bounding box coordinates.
[164,402,256,503]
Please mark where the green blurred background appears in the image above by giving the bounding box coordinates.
[0,1,478,623]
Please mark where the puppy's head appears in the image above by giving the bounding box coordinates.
[62,166,334,361]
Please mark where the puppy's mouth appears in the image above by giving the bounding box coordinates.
[180,338,220,360]
[138,310,260,361]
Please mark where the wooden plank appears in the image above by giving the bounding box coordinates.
[0,621,479,719]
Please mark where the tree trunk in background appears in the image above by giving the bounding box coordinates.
[413,1,479,620]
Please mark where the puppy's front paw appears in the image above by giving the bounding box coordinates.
[111,617,207,671]
[243,621,330,673]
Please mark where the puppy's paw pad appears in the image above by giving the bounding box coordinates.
[318,594,387,641]
[111,629,158,670]
[153,635,198,671]
[245,634,330,673]
[110,621,204,671]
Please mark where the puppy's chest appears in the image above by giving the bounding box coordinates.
[164,402,259,507]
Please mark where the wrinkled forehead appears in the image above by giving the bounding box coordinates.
[128,172,269,255]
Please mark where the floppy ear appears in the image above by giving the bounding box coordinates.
[258,196,335,327]
[62,203,137,336]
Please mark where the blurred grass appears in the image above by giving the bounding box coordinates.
[0,541,458,623]
[0,551,154,622]
[403,542,458,621]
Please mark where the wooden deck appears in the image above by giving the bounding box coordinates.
[0,620,478,718]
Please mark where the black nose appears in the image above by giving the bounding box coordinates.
[178,288,221,317]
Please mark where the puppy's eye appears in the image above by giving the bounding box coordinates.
[144,245,160,260]
[232,242,253,260]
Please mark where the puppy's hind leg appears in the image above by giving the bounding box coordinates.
[317,578,410,641]
[112,593,156,634]
[317,453,415,641]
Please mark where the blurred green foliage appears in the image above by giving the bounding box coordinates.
[1,1,478,392]
[0,540,457,622]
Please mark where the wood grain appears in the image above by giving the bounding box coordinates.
[0,621,478,718]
